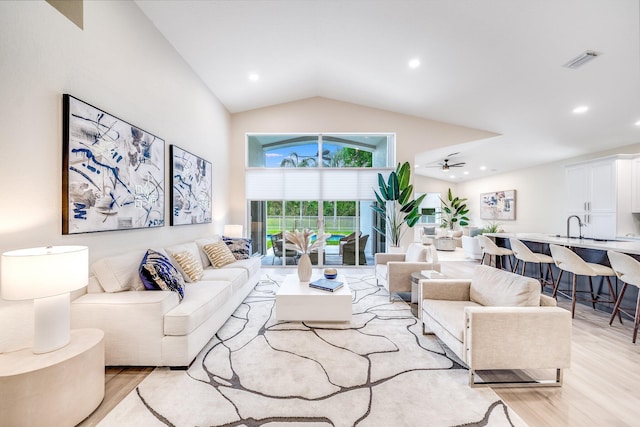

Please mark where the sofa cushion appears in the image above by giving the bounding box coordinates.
[164,242,204,281]
[92,250,146,292]
[139,249,185,301]
[221,257,261,278]
[201,267,248,292]
[405,243,426,262]
[195,236,222,268]
[164,280,232,336]
[203,241,237,268]
[423,299,482,342]
[470,265,541,307]
[171,251,204,283]
[223,237,252,260]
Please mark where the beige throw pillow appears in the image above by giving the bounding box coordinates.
[171,251,204,282]
[203,241,236,268]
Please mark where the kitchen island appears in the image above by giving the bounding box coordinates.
[483,232,640,318]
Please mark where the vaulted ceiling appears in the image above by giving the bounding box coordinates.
[136,0,640,181]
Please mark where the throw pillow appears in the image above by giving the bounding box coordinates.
[222,237,252,260]
[203,241,237,268]
[139,249,185,301]
[171,251,204,283]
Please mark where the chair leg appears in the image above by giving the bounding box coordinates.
[633,291,640,344]
[605,276,623,324]
[553,269,564,298]
[571,273,578,318]
[513,258,520,274]
[609,282,628,326]
[588,277,597,310]
[522,261,527,277]
[547,263,555,289]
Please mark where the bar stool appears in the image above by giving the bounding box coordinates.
[549,244,618,318]
[509,238,555,292]
[606,250,640,343]
[477,235,513,271]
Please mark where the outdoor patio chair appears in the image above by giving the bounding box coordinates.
[271,232,298,264]
[342,234,369,265]
[339,231,362,255]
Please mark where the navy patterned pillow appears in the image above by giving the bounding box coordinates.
[139,249,185,301]
[222,237,252,260]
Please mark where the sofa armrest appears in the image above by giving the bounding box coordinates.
[420,279,471,301]
[464,306,571,371]
[386,261,441,294]
[374,253,406,265]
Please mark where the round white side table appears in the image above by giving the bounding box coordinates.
[0,328,105,427]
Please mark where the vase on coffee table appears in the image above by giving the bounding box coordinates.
[298,253,312,282]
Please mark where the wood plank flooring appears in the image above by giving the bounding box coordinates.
[79,263,640,426]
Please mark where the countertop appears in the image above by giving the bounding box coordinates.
[484,232,640,255]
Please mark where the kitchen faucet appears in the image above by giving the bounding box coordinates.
[566,215,584,239]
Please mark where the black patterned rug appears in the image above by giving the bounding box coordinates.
[98,273,527,427]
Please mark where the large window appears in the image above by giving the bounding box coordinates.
[247,133,394,267]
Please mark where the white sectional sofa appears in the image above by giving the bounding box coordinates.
[421,265,572,387]
[70,236,260,367]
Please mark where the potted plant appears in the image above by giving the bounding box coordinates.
[440,188,470,231]
[372,162,425,250]
[481,221,504,234]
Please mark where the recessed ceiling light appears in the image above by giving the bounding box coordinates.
[573,105,589,114]
[249,73,260,82]
[408,59,420,69]
[480,166,487,171]
[449,175,456,179]
[464,171,469,175]
[635,120,640,127]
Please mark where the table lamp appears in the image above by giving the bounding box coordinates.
[1,245,88,353]
[224,224,243,238]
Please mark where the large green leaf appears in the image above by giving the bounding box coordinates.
[387,172,399,201]
[396,162,410,189]
[377,173,389,200]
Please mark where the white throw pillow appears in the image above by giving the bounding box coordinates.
[405,243,426,262]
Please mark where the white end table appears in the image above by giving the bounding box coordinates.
[0,328,105,426]
[276,274,352,321]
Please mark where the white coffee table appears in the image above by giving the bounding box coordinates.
[276,274,352,322]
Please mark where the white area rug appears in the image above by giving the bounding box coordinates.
[99,273,527,427]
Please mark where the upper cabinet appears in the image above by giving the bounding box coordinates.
[565,156,633,239]
[632,157,640,213]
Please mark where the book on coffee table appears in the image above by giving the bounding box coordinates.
[309,278,344,292]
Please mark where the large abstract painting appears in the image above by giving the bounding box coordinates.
[170,145,212,225]
[480,189,516,220]
[62,94,165,234]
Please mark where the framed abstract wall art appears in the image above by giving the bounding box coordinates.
[62,94,165,234]
[170,145,212,226]
[480,189,516,220]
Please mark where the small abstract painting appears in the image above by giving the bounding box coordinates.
[62,94,165,234]
[170,145,212,225]
[480,189,516,220]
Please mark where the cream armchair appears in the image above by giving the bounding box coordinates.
[375,243,440,300]
[421,265,571,387]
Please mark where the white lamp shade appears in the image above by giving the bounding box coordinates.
[1,246,89,301]
[224,225,243,238]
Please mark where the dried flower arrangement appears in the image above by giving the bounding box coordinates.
[283,229,332,254]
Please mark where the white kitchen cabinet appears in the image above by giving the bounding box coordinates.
[632,157,640,212]
[565,156,633,239]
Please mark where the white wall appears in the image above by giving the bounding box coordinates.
[0,1,230,264]
[457,142,640,235]
[229,97,496,247]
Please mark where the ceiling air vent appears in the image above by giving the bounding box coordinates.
[563,50,600,69]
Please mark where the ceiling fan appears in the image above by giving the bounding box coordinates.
[425,153,466,172]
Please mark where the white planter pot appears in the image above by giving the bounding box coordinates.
[297,253,312,282]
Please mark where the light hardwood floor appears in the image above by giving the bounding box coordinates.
[80,263,640,427]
